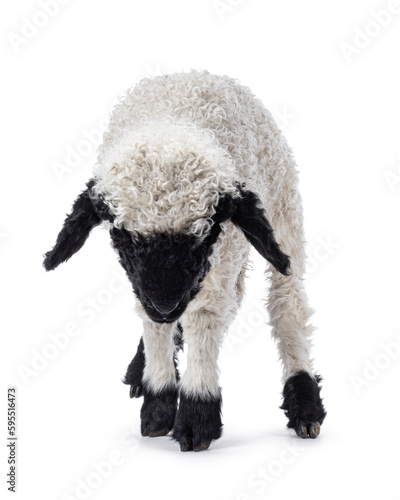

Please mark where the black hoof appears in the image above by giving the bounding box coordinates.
[193,440,211,452]
[295,422,320,439]
[130,384,143,399]
[178,438,211,452]
[142,426,171,437]
[173,392,222,452]
[179,438,192,452]
[281,372,326,439]
[141,385,178,438]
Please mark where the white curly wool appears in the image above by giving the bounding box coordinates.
[94,119,239,237]
[95,70,315,396]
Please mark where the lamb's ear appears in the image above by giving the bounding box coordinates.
[231,188,290,275]
[43,180,102,271]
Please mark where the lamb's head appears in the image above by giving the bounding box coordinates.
[43,125,290,323]
[43,177,290,322]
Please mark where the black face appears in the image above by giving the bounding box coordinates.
[110,225,223,323]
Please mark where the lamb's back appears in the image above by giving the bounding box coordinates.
[103,71,274,166]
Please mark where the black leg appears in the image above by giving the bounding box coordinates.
[173,392,223,452]
[141,384,179,437]
[281,371,327,439]
[123,337,145,398]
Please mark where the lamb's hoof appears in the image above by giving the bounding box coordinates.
[295,422,320,439]
[176,433,215,453]
[140,386,178,439]
[194,440,211,452]
[141,413,173,438]
[142,426,171,438]
[179,438,192,452]
[173,392,222,452]
[130,384,143,398]
[178,439,211,452]
[281,372,326,438]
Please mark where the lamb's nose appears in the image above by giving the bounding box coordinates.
[152,301,179,316]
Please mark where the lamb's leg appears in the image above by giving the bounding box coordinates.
[173,309,226,452]
[123,324,183,399]
[124,321,182,437]
[123,337,145,398]
[266,169,326,438]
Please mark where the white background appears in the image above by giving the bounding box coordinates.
[2,1,400,499]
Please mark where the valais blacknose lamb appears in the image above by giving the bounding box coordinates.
[44,70,326,452]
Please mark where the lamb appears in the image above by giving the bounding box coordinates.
[43,70,326,452]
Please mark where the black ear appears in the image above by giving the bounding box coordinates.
[43,180,103,271]
[231,187,290,275]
